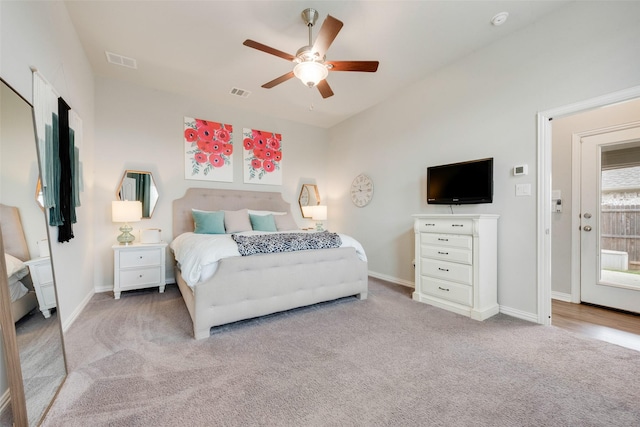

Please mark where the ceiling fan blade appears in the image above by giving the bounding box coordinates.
[317,79,334,99]
[243,39,296,62]
[327,61,379,72]
[262,71,295,89]
[312,15,343,57]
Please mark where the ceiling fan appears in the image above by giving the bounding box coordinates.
[243,8,379,99]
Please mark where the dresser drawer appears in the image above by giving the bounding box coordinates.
[421,277,472,306]
[416,219,473,234]
[119,266,162,287]
[421,233,472,250]
[421,259,472,285]
[421,245,472,264]
[119,249,162,268]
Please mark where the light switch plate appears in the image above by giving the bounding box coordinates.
[516,183,531,196]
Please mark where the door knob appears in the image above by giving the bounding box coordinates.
[583,225,592,232]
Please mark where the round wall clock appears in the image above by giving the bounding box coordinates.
[351,173,374,207]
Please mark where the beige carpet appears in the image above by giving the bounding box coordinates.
[41,278,640,426]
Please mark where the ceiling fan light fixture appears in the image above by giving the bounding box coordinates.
[293,61,328,88]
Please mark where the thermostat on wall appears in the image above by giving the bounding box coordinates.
[513,164,528,176]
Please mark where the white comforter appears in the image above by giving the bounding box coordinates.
[170,231,367,287]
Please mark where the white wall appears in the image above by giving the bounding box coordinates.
[327,1,640,317]
[551,98,640,297]
[92,77,329,289]
[0,0,95,403]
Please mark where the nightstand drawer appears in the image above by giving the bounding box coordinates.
[30,262,54,285]
[421,233,472,250]
[41,284,57,306]
[119,249,162,268]
[119,267,162,287]
[421,277,472,306]
[421,258,472,285]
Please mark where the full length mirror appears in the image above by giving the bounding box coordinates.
[0,79,67,426]
[117,170,158,218]
[298,184,320,218]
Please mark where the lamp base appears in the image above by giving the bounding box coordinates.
[315,222,324,232]
[117,223,136,245]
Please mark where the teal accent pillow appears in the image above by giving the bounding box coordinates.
[249,213,277,232]
[192,209,225,234]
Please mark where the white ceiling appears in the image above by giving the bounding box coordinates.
[65,1,569,128]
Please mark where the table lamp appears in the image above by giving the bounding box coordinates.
[112,200,142,245]
[312,205,327,231]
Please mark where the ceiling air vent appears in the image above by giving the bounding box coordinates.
[230,87,251,98]
[105,51,137,69]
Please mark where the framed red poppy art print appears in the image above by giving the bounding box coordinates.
[184,116,233,182]
[243,127,282,185]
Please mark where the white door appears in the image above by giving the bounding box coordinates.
[580,125,640,313]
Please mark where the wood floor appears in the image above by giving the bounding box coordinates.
[552,299,640,352]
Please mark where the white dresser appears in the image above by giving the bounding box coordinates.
[112,242,167,299]
[413,214,499,320]
[24,257,57,318]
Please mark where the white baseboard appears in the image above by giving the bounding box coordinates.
[551,291,572,302]
[62,289,95,332]
[368,271,414,288]
[499,305,539,323]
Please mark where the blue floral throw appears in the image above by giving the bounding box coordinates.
[232,232,342,256]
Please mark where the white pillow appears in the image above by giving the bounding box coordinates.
[5,253,27,278]
[247,210,286,216]
[9,277,29,301]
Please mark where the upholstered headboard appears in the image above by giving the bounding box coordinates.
[0,204,31,262]
[172,188,292,237]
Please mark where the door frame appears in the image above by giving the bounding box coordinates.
[536,85,640,325]
[570,122,640,303]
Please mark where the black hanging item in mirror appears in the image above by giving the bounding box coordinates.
[117,170,159,218]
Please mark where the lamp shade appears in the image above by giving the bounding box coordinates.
[311,205,327,221]
[112,200,142,223]
[293,61,328,88]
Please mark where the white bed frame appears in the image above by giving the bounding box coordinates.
[0,204,38,322]
[172,188,368,339]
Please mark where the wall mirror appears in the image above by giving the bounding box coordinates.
[298,184,320,218]
[0,78,67,426]
[117,170,158,218]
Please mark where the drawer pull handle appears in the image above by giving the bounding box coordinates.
[139,256,143,259]
[438,267,449,272]
[452,224,464,227]
[437,251,449,255]
[424,223,435,226]
[438,286,450,292]
[437,238,449,242]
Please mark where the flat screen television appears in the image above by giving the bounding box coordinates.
[427,158,493,204]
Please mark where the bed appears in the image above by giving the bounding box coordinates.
[0,204,39,322]
[172,188,369,339]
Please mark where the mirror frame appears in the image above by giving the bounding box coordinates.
[116,170,158,218]
[0,77,67,425]
[0,230,28,426]
[298,184,320,218]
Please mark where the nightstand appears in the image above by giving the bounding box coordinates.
[24,257,57,318]
[112,242,167,299]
